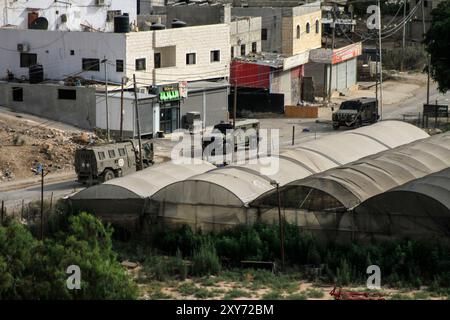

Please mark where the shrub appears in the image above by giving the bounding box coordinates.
[383,47,427,71]
[306,288,324,299]
[178,282,198,296]
[191,239,221,276]
[0,213,137,299]
[335,259,352,286]
[286,292,307,300]
[262,290,283,300]
[223,289,251,300]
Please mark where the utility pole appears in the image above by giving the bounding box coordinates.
[422,0,430,104]
[102,57,110,142]
[328,4,336,103]
[120,77,124,141]
[233,80,237,129]
[1,200,4,225]
[378,0,383,120]
[271,180,285,270]
[401,0,407,72]
[133,74,143,171]
[40,166,44,240]
[36,163,47,240]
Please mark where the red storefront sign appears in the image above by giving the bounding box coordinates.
[332,43,362,64]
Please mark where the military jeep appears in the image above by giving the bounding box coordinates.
[332,97,379,130]
[75,140,154,185]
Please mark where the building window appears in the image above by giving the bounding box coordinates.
[70,50,75,56]
[12,87,23,102]
[186,53,196,65]
[240,44,246,56]
[98,151,105,160]
[154,53,161,69]
[135,58,146,71]
[58,89,76,100]
[210,50,220,62]
[82,58,100,71]
[116,60,124,72]
[424,1,428,7]
[108,150,116,158]
[315,20,320,34]
[231,47,234,59]
[118,148,126,156]
[20,53,37,68]
[252,42,257,53]
[296,25,301,39]
[261,28,268,41]
[306,22,310,34]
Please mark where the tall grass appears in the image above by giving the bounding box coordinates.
[192,239,221,276]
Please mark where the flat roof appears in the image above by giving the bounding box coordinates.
[187,80,230,93]
[95,91,157,101]
[233,52,286,68]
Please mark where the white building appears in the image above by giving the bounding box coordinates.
[0,0,137,32]
[0,24,231,84]
[230,16,262,58]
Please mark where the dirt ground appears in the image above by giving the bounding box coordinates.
[0,111,97,182]
[135,275,448,301]
[125,266,448,301]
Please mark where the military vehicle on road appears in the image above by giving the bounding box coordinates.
[75,140,154,185]
[332,97,379,130]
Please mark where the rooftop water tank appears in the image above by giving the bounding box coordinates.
[150,23,166,30]
[29,17,48,30]
[171,19,187,28]
[29,64,44,84]
[114,15,130,33]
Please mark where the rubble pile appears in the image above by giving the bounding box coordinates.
[0,116,101,182]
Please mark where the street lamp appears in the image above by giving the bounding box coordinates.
[270,179,285,270]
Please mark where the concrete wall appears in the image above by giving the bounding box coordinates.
[139,0,166,14]
[232,2,321,55]
[0,0,137,32]
[304,61,326,97]
[232,7,283,53]
[230,16,262,57]
[150,5,231,26]
[0,29,127,83]
[96,95,158,138]
[181,88,229,127]
[0,82,96,129]
[126,24,230,84]
[283,8,321,55]
[270,65,303,105]
[304,58,357,96]
[0,24,230,85]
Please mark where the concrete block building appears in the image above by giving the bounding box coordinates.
[0,0,138,32]
[232,1,322,55]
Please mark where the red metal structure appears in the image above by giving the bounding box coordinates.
[329,287,385,300]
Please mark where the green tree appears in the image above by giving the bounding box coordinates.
[0,213,137,299]
[424,0,450,93]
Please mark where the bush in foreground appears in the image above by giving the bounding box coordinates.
[0,212,137,299]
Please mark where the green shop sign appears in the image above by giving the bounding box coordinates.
[159,90,180,102]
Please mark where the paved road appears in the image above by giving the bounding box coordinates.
[383,84,449,120]
[0,180,83,211]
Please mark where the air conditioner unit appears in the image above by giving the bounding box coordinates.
[17,43,29,52]
[96,0,106,5]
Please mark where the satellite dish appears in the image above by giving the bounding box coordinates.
[30,17,49,30]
